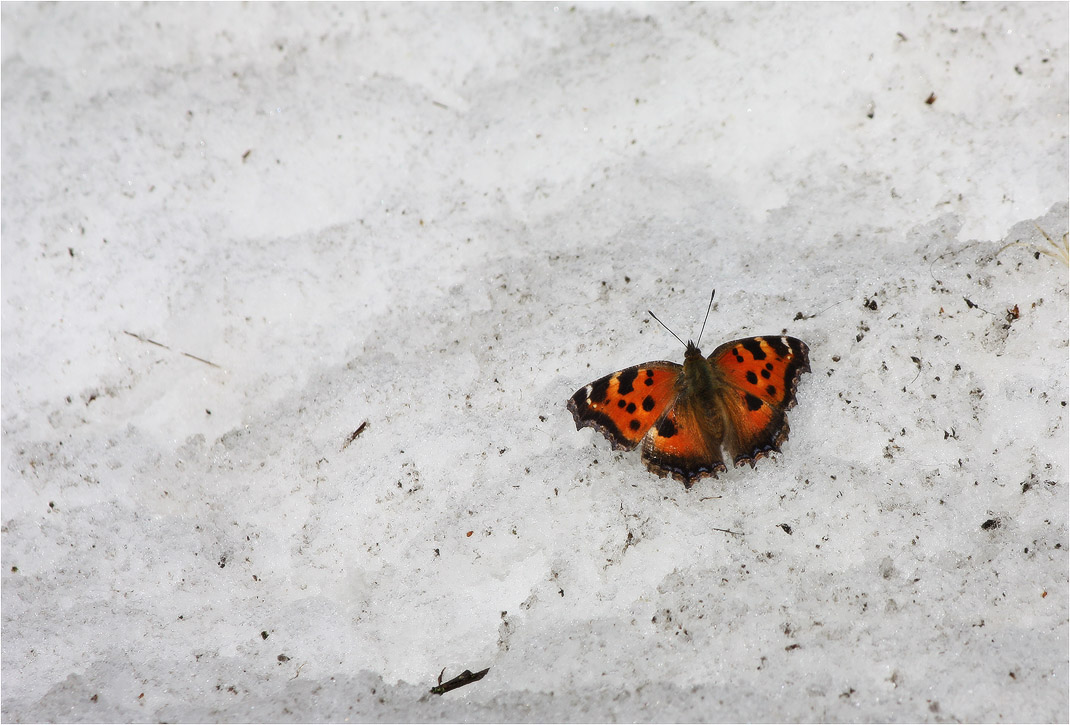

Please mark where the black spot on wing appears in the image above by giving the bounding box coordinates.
[746,371,758,385]
[766,385,776,396]
[740,338,766,361]
[629,419,640,431]
[760,368,771,379]
[626,402,636,413]
[656,417,677,438]
[642,395,655,412]
[744,393,763,411]
[617,368,638,395]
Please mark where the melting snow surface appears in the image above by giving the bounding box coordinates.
[2,3,1067,722]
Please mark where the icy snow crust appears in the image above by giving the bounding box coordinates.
[2,3,1067,722]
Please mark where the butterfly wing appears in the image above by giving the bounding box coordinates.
[640,397,728,487]
[568,361,680,451]
[707,336,810,466]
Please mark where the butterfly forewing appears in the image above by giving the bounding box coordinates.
[708,336,810,408]
[568,362,680,450]
[708,336,810,465]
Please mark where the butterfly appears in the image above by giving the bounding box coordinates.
[568,292,810,487]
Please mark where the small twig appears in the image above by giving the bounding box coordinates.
[181,352,222,369]
[794,298,847,321]
[711,527,742,536]
[123,330,169,349]
[996,224,1069,266]
[341,421,369,451]
[429,667,490,695]
[124,330,221,368]
[908,355,922,386]
[962,297,998,317]
[929,252,944,284]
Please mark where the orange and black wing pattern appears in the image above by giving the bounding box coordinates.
[568,362,680,451]
[640,398,728,486]
[707,336,810,466]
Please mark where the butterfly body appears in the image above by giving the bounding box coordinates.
[568,336,810,487]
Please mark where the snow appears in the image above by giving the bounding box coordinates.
[2,2,1067,722]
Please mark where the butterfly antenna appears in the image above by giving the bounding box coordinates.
[696,289,716,347]
[648,309,687,349]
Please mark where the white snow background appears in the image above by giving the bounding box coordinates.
[2,3,1068,722]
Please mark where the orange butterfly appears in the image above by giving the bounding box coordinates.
[568,292,810,487]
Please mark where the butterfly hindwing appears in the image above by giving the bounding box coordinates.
[707,336,810,466]
[640,400,727,487]
[568,361,680,450]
